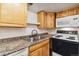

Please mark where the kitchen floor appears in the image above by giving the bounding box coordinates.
[52,52,62,56]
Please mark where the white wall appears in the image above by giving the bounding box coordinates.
[0,10,55,39]
[0,28,26,39]
[27,10,49,33]
[27,10,37,24]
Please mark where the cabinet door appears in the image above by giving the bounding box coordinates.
[29,39,50,56]
[46,12,55,29]
[0,3,26,27]
[42,43,49,56]
[56,11,64,18]
[56,7,79,18]
[37,11,46,29]
[30,48,42,56]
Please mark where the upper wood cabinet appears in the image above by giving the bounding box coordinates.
[0,3,27,27]
[56,7,79,18]
[37,11,55,29]
[46,12,55,29]
[37,11,47,29]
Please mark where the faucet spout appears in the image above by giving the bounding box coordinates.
[31,29,38,36]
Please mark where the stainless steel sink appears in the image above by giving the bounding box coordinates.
[26,34,51,43]
[26,35,40,43]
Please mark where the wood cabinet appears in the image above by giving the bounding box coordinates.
[37,11,47,29]
[0,3,27,27]
[28,39,49,56]
[46,12,55,29]
[37,11,55,29]
[29,48,42,56]
[56,7,79,18]
[42,43,49,56]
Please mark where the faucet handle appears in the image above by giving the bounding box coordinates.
[31,29,38,36]
[30,37,34,42]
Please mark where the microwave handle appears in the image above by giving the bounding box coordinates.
[73,17,78,20]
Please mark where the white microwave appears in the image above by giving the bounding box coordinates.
[56,15,79,27]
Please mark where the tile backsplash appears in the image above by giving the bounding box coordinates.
[0,25,49,39]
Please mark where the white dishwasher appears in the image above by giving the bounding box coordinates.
[7,48,28,56]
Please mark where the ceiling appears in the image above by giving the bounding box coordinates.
[28,3,79,12]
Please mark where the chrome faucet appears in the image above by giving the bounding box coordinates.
[31,29,39,41]
[31,29,38,36]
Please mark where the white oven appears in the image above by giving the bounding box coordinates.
[52,29,79,56]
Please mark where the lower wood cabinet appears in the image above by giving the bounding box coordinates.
[28,39,49,56]
[29,48,42,56]
[42,44,49,56]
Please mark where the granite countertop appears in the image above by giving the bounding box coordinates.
[1,34,52,56]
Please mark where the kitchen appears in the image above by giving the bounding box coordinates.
[0,3,79,56]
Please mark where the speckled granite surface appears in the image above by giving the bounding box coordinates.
[0,34,51,56]
[0,36,27,56]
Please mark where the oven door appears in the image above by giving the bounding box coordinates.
[52,38,78,56]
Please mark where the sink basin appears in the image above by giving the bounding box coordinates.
[26,34,51,43]
[26,36,40,43]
